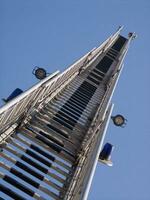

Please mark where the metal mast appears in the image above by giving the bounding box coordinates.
[0,27,135,200]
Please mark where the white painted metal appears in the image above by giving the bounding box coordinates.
[82,104,114,200]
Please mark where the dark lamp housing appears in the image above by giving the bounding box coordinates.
[33,67,47,80]
[111,114,127,127]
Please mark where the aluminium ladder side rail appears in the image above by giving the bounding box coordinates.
[77,104,114,200]
[81,105,114,200]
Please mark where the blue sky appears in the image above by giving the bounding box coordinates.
[0,0,150,199]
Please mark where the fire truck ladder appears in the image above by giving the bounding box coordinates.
[0,27,136,200]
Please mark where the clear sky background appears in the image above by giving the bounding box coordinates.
[0,0,150,200]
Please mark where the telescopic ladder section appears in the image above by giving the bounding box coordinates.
[0,27,135,200]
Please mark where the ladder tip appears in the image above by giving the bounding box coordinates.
[117,25,124,32]
[128,32,137,40]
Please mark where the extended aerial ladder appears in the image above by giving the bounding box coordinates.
[0,27,136,200]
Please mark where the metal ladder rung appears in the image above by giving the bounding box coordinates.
[0,161,61,199]
[3,145,66,184]
[28,121,79,156]
[21,128,76,164]
[13,134,72,172]
[8,138,69,178]
[43,106,87,127]
[31,116,84,142]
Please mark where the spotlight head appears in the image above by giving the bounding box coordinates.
[111,114,127,127]
[33,67,47,80]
